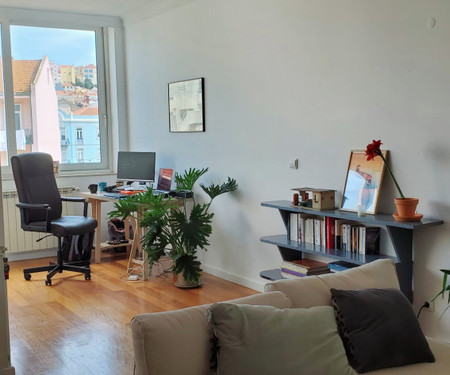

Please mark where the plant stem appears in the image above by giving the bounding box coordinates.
[378,152,405,199]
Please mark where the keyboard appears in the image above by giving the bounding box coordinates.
[153,190,170,195]
[102,192,126,199]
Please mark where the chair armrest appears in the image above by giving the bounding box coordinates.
[16,202,51,231]
[61,196,88,217]
[61,196,85,203]
[16,202,50,210]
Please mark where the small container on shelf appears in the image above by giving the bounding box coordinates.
[291,187,336,210]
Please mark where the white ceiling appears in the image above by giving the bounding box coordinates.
[0,0,157,17]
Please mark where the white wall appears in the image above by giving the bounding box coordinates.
[123,0,450,341]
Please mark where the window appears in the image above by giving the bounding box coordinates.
[14,104,21,130]
[0,9,126,173]
[77,147,84,163]
[76,128,83,141]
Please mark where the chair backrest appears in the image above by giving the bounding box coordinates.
[11,152,62,224]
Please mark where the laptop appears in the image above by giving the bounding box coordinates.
[153,168,173,194]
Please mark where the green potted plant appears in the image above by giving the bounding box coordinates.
[430,269,450,317]
[108,167,237,287]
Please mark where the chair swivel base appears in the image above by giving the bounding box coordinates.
[24,261,91,286]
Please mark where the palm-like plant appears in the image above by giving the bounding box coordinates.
[109,167,237,285]
[431,269,450,317]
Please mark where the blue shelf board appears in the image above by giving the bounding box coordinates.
[261,200,443,229]
[260,234,397,265]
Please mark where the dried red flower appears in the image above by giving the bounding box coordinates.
[364,139,405,199]
[365,140,382,161]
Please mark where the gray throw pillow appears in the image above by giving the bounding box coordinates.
[331,288,435,373]
[209,303,355,375]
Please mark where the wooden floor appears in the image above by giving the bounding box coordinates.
[6,255,257,375]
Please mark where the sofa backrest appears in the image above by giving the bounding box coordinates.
[265,258,400,308]
[131,291,291,375]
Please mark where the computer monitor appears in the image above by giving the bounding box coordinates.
[117,151,156,183]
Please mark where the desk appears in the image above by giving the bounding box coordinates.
[80,192,135,264]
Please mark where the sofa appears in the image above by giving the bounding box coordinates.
[131,259,450,374]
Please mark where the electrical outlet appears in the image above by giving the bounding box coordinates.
[423,300,434,312]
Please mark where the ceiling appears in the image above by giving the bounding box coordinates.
[0,0,157,17]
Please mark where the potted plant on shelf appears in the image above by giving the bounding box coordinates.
[365,139,420,221]
[108,168,238,287]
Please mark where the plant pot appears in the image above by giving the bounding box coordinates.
[393,198,421,222]
[174,273,202,289]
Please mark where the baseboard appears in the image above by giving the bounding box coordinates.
[7,248,57,262]
[201,264,266,293]
[0,366,15,375]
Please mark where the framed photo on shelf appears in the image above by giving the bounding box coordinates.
[168,77,205,133]
[340,149,388,214]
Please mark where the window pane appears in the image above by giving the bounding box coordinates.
[10,25,101,164]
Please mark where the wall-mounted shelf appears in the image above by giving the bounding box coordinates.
[260,200,444,302]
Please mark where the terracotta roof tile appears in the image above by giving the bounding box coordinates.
[73,106,98,116]
[0,59,41,94]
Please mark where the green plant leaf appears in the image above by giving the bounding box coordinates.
[200,177,238,200]
[169,203,214,253]
[108,190,179,266]
[174,167,208,191]
[172,253,202,284]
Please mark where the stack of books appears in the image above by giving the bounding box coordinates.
[327,260,358,273]
[281,259,330,278]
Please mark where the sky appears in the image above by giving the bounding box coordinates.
[10,25,97,67]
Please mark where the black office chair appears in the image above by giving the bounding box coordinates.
[11,152,98,286]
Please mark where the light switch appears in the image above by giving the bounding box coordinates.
[289,158,298,169]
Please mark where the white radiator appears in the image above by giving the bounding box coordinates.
[3,186,80,253]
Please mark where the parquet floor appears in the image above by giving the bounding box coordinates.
[6,255,257,375]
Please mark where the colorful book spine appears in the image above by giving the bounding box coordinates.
[325,217,335,249]
[289,213,298,242]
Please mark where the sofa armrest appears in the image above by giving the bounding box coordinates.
[131,291,291,375]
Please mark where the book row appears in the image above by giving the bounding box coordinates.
[288,213,380,255]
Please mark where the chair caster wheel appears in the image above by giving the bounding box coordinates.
[24,273,31,281]
[85,273,91,280]
[45,279,52,286]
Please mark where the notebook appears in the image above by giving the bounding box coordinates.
[154,168,173,193]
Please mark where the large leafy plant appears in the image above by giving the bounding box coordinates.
[109,167,237,284]
[431,269,450,317]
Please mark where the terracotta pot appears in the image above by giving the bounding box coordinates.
[174,273,202,289]
[394,198,419,217]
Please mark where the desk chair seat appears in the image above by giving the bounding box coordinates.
[11,152,98,286]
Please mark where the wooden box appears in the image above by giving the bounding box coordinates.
[292,187,336,211]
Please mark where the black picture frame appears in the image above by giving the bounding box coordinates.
[168,78,205,133]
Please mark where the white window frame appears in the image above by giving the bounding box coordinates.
[76,128,83,141]
[0,7,128,177]
[76,147,84,163]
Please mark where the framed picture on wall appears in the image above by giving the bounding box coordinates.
[340,149,388,214]
[168,78,205,133]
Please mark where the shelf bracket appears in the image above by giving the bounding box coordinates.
[386,225,414,302]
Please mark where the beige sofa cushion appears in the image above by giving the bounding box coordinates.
[265,259,400,307]
[365,338,450,374]
[210,303,356,375]
[131,291,292,375]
